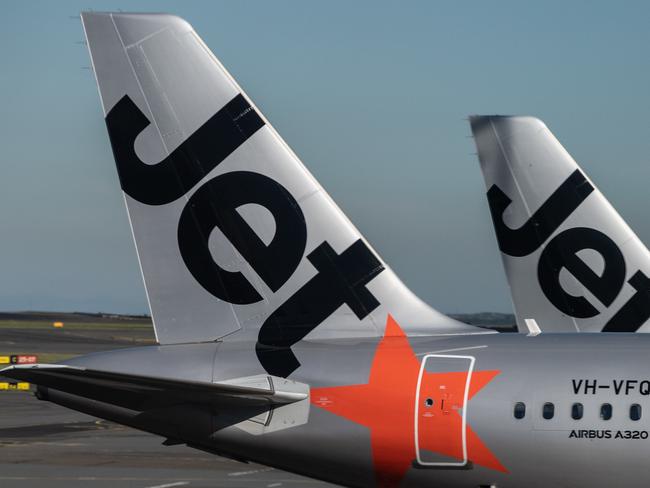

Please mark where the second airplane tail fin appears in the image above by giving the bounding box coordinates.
[470,115,650,333]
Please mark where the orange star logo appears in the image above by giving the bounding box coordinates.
[311,315,506,487]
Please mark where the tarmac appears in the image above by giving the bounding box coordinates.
[0,320,333,488]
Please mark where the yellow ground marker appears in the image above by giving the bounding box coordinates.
[0,355,38,365]
[53,321,64,328]
[0,382,30,390]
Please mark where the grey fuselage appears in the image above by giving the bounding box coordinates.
[47,332,650,488]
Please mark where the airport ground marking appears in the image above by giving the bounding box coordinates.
[144,482,190,488]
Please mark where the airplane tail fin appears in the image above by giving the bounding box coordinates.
[470,115,650,333]
[81,12,480,375]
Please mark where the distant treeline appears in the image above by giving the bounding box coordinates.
[0,311,152,324]
[0,310,516,331]
[449,312,517,332]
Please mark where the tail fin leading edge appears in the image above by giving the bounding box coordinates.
[470,115,650,333]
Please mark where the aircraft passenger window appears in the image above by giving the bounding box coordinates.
[513,402,526,419]
[571,403,583,420]
[600,403,612,420]
[542,402,554,420]
[630,404,642,421]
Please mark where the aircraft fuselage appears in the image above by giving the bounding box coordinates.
[50,329,650,488]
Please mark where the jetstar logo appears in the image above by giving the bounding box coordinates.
[488,169,650,331]
[106,94,385,378]
[311,316,506,487]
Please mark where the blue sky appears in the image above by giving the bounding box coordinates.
[0,1,648,314]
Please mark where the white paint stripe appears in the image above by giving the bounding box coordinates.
[415,345,487,356]
[228,467,275,477]
[145,482,189,488]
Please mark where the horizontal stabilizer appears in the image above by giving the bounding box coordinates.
[1,364,308,411]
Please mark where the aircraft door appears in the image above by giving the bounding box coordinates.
[415,354,475,467]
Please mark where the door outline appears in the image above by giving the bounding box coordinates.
[414,354,476,467]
